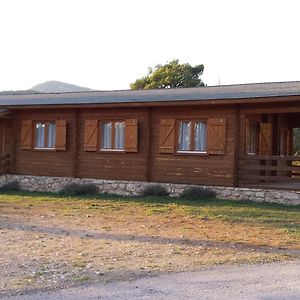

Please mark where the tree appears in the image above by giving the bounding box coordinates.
[130,59,205,90]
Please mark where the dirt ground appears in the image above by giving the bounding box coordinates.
[0,194,299,297]
[5,260,300,300]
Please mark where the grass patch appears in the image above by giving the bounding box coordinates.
[0,191,299,238]
[0,190,299,219]
[72,274,92,283]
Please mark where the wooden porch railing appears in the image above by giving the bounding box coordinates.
[0,154,10,175]
[238,155,300,185]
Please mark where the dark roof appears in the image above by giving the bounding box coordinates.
[1,81,300,107]
[0,90,39,95]
[0,109,10,116]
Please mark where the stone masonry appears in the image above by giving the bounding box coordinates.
[1,174,300,206]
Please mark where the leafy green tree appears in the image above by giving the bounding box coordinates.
[130,59,205,90]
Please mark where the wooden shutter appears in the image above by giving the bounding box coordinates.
[207,118,226,155]
[84,120,98,151]
[20,120,32,150]
[159,119,175,153]
[55,120,67,151]
[125,119,138,152]
[259,122,272,155]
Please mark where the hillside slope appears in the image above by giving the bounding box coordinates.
[31,81,92,93]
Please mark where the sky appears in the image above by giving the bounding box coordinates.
[1,0,300,91]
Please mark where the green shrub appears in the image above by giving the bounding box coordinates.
[142,184,169,197]
[0,181,21,192]
[180,186,216,201]
[59,183,98,196]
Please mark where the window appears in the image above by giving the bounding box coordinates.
[20,119,66,151]
[101,121,125,150]
[178,120,207,152]
[35,122,56,149]
[84,119,137,153]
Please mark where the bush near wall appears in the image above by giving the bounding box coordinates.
[142,184,169,197]
[0,181,20,192]
[180,186,216,201]
[59,183,98,196]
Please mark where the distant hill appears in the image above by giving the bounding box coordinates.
[31,81,92,93]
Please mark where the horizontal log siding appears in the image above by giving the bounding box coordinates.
[13,110,75,177]
[77,108,148,181]
[149,106,236,186]
[11,105,237,185]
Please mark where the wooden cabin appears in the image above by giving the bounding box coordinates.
[1,81,300,190]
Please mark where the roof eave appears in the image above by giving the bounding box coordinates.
[1,94,300,110]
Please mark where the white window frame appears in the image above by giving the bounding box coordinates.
[177,120,207,153]
[100,120,125,151]
[34,121,56,150]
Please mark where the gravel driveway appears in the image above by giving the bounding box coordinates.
[5,260,300,300]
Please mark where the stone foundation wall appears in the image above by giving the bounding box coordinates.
[1,174,300,206]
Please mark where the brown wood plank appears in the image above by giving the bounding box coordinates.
[11,105,238,186]
[239,156,300,161]
[233,106,240,186]
[239,174,300,182]
[239,165,300,172]
[72,109,80,177]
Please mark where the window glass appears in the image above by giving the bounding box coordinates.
[102,122,112,149]
[178,120,207,152]
[35,122,56,149]
[115,122,125,149]
[195,121,207,151]
[48,123,56,148]
[35,123,45,148]
[179,122,191,151]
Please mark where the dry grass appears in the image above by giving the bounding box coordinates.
[0,192,299,296]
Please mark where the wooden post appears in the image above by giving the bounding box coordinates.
[145,108,152,182]
[1,121,5,156]
[233,105,240,187]
[11,113,17,174]
[72,109,80,178]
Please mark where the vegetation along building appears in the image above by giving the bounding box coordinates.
[0,81,300,203]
